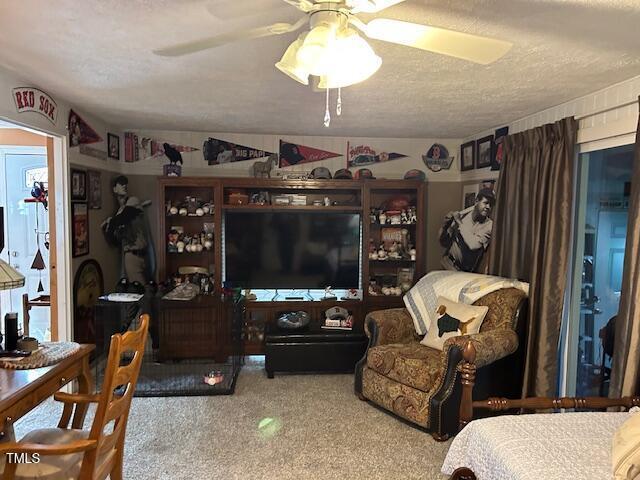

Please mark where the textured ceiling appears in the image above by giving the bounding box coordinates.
[0,0,639,138]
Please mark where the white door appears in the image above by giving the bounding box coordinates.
[0,147,49,340]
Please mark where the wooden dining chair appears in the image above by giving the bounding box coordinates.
[0,314,149,480]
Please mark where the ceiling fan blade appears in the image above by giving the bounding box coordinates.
[362,18,512,65]
[347,0,406,14]
[154,19,306,57]
[281,0,315,13]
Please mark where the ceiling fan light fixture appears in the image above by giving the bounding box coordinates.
[318,29,382,89]
[296,24,338,76]
[275,33,310,85]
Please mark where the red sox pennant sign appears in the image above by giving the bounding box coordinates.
[12,87,57,125]
[279,140,341,167]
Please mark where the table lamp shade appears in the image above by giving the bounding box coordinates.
[0,258,24,291]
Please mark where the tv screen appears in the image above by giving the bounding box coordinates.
[224,212,361,289]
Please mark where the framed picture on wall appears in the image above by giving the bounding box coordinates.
[108,133,120,160]
[70,169,87,201]
[460,141,475,171]
[72,203,89,257]
[476,135,494,169]
[87,170,101,209]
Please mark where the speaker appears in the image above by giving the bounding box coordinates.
[4,312,18,351]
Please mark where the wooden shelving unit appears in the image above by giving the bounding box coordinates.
[156,177,426,356]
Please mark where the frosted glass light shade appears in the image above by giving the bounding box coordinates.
[275,34,309,85]
[318,29,382,88]
[296,25,337,76]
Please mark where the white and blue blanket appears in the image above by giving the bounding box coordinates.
[403,271,529,335]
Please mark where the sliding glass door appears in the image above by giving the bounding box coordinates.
[564,144,634,397]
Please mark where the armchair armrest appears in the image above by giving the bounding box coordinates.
[443,328,519,369]
[364,308,418,347]
[0,439,97,456]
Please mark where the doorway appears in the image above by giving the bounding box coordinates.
[565,143,634,397]
[0,124,52,342]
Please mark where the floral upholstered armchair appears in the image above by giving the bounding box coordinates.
[354,288,528,440]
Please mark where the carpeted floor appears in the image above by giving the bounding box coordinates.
[15,363,451,479]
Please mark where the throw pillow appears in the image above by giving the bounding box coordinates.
[613,408,640,480]
[420,297,488,351]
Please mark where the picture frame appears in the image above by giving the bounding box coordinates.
[476,135,494,169]
[460,141,475,172]
[107,133,120,160]
[72,203,89,257]
[462,184,480,209]
[87,170,101,209]
[491,126,509,171]
[70,168,87,201]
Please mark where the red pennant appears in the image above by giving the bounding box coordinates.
[279,140,341,167]
[68,109,102,147]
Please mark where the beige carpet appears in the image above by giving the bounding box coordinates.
[15,364,451,479]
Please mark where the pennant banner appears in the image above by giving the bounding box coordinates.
[140,137,199,161]
[346,143,406,168]
[203,137,272,165]
[68,109,102,147]
[280,140,341,167]
[123,134,199,163]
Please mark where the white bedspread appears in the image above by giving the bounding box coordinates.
[442,412,631,480]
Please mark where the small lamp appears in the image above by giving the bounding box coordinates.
[0,207,25,352]
[0,207,24,291]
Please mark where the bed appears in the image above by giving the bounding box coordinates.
[442,341,640,480]
[442,411,632,479]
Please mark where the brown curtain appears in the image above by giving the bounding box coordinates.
[609,98,640,398]
[488,117,578,397]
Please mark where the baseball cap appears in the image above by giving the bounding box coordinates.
[334,168,353,179]
[404,169,426,181]
[325,306,349,320]
[309,167,332,179]
[355,168,375,180]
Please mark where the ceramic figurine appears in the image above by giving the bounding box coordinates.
[378,212,387,225]
[401,209,408,224]
[324,286,337,299]
[409,247,417,261]
[167,229,180,253]
[382,286,391,296]
[377,245,387,260]
[176,241,185,253]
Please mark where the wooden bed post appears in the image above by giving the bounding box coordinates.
[458,340,476,431]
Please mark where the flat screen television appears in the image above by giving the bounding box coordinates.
[224,212,361,289]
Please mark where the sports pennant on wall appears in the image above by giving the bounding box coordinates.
[346,143,407,168]
[68,109,102,147]
[123,134,199,163]
[203,137,273,165]
[279,140,341,167]
[139,137,199,161]
[12,87,57,125]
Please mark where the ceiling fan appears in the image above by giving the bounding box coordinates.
[154,0,512,66]
[154,0,512,126]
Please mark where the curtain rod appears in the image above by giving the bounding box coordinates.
[574,98,638,120]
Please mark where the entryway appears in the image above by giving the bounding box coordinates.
[0,121,53,342]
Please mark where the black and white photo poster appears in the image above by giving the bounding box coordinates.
[439,188,495,272]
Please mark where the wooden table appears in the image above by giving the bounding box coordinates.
[0,344,94,437]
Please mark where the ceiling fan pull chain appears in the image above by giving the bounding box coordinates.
[324,87,331,127]
[336,87,342,116]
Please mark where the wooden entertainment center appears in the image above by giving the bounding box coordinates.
[156,177,426,357]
